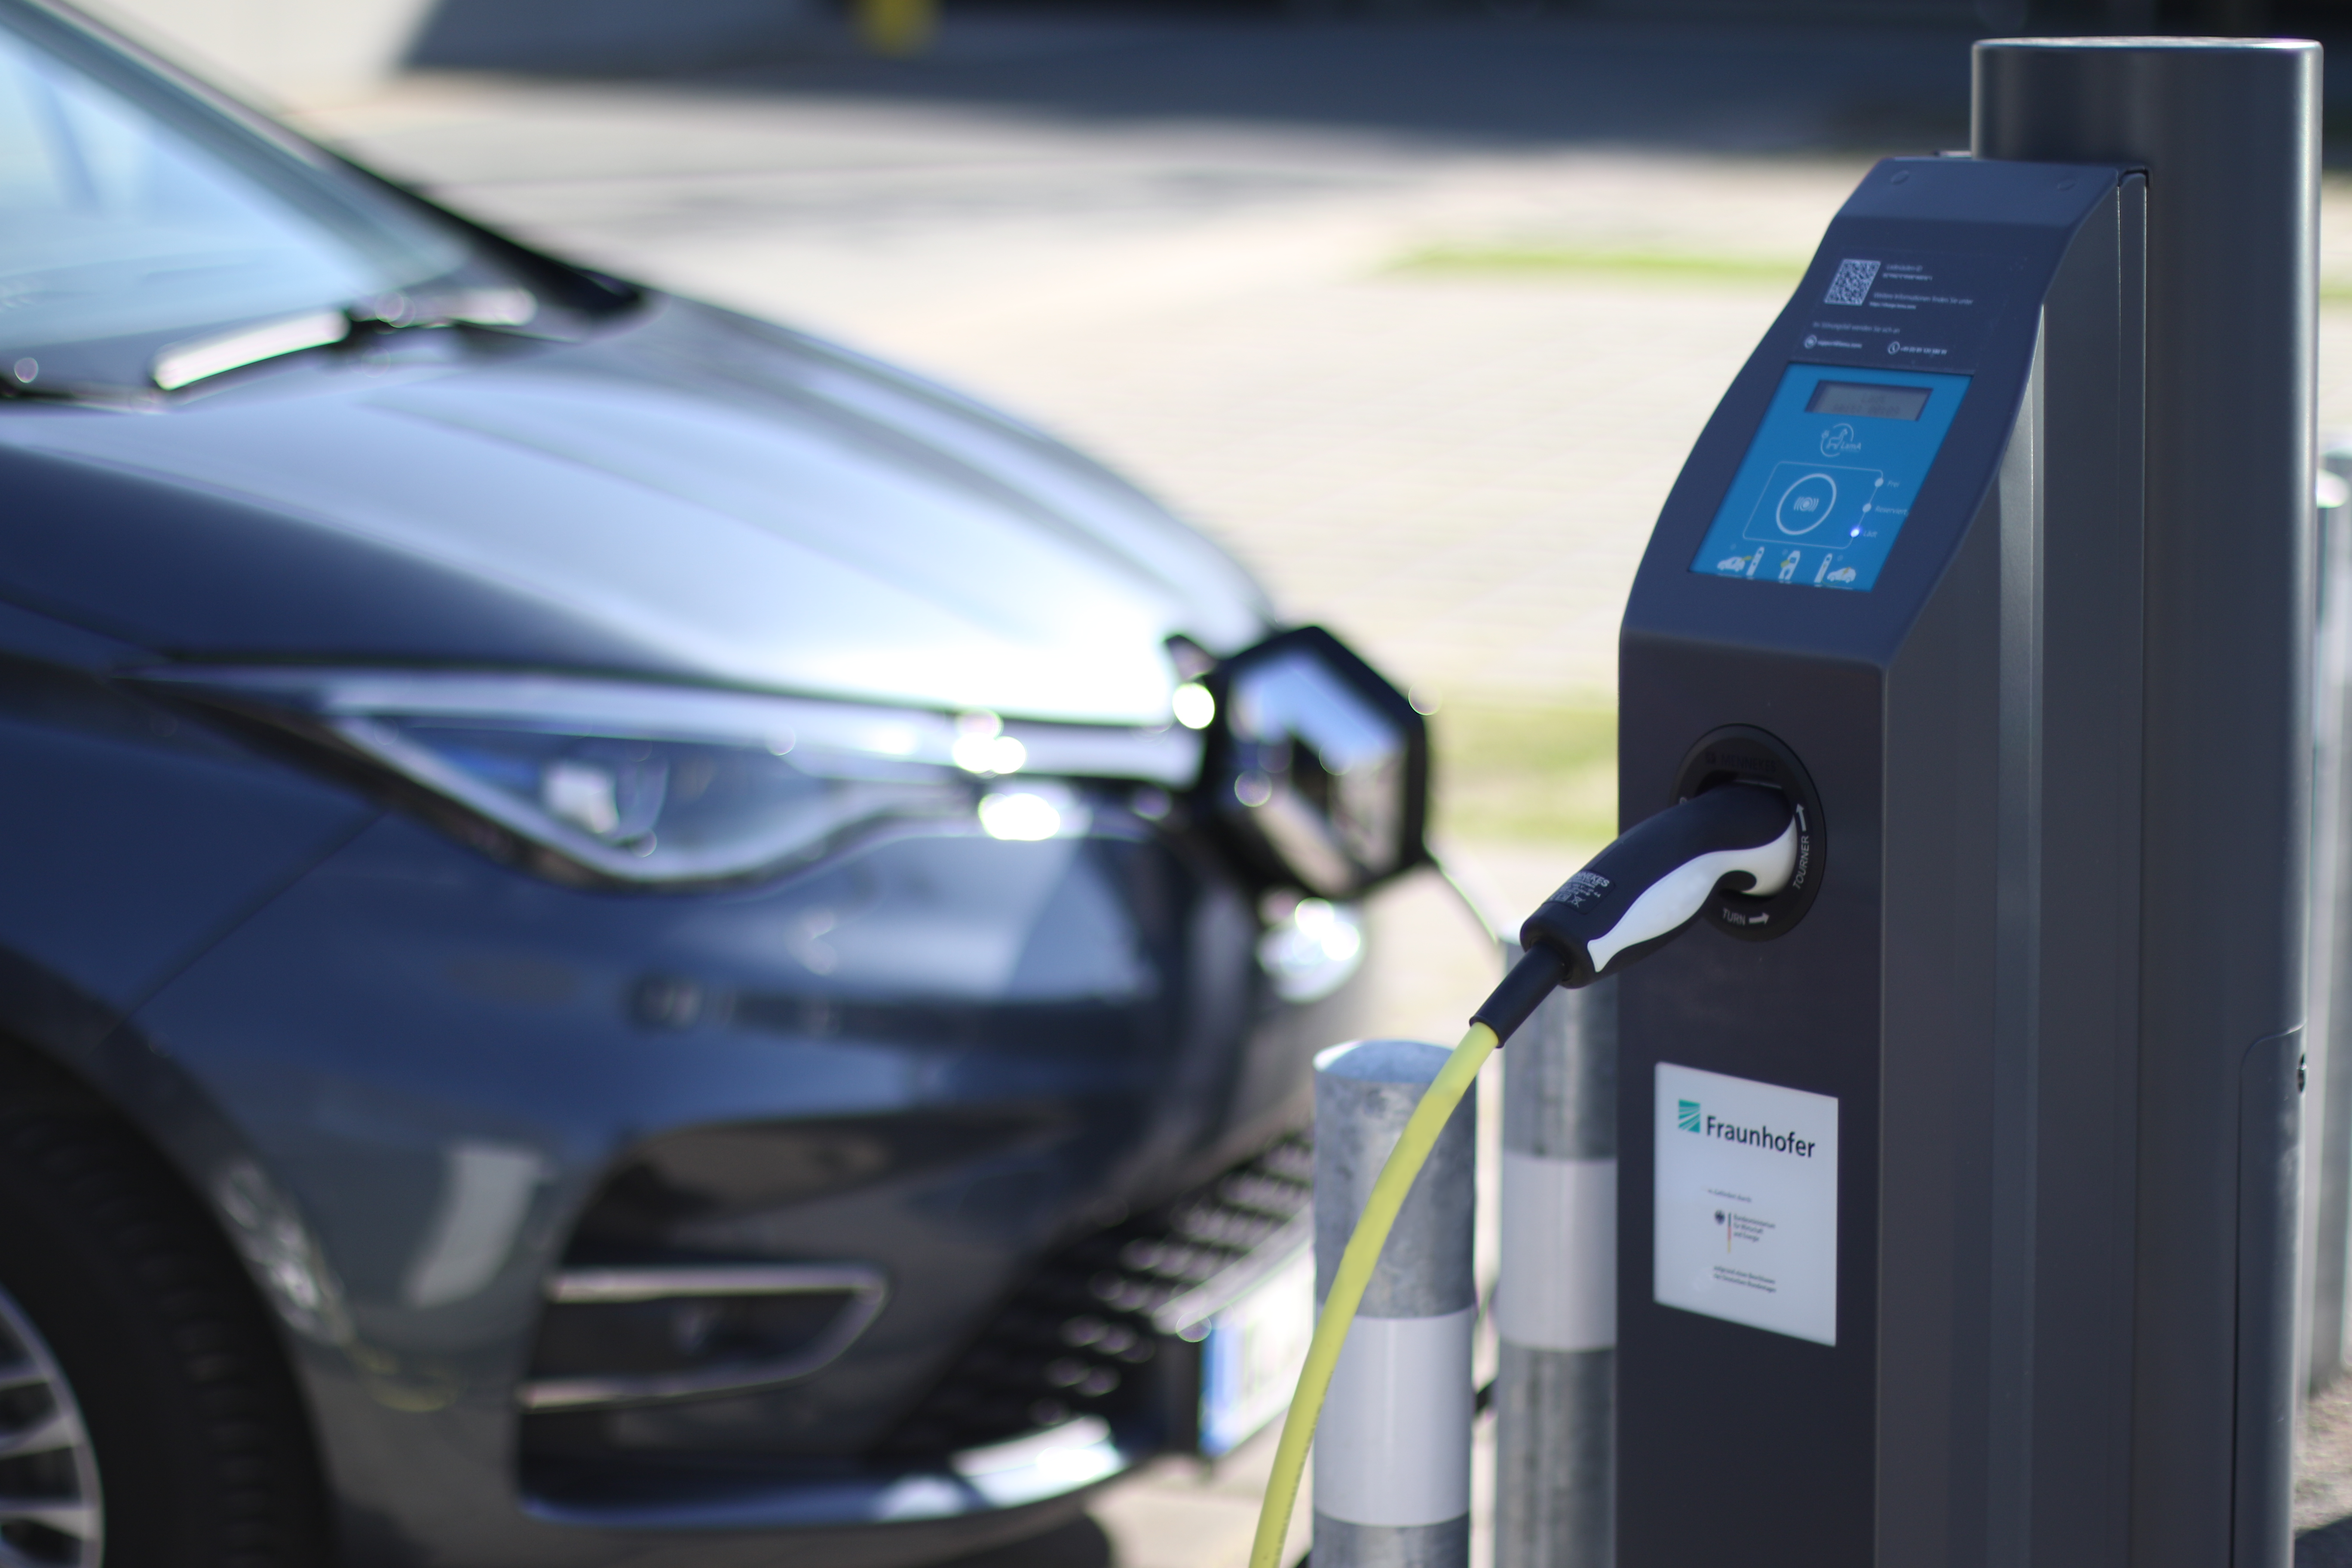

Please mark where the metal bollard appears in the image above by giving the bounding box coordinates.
[2308,438,2352,1397]
[1494,977,1615,1568]
[1313,1039,1476,1568]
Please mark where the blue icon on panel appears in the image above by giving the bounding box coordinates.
[1746,462,1883,545]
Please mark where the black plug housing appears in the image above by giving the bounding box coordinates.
[1470,783,1799,1045]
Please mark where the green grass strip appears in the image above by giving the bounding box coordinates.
[1388,245,1807,286]
[1430,700,1617,849]
[1395,243,2352,307]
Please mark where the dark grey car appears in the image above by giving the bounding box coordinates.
[0,5,1429,1563]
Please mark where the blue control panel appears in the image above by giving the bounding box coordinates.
[1687,363,1971,592]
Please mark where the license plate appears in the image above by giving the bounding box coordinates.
[1195,1245,1314,1458]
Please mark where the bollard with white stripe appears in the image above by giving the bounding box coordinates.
[1495,976,1615,1568]
[1312,1038,1476,1568]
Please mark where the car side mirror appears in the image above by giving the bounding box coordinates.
[1199,625,1429,899]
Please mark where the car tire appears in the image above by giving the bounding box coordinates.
[0,1046,332,1568]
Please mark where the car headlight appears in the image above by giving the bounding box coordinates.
[138,669,1204,888]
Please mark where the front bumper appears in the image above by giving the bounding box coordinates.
[132,803,1353,1566]
[522,1132,1313,1531]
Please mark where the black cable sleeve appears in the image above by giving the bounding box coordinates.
[1470,946,1572,1046]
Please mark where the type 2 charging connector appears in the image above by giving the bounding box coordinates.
[1247,775,1811,1568]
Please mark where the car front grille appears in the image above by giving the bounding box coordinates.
[878,1130,1312,1459]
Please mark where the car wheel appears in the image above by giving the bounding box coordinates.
[0,1049,331,1567]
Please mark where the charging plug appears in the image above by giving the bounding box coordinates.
[1471,783,1798,1042]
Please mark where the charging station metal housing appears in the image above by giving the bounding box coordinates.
[1611,42,2315,1568]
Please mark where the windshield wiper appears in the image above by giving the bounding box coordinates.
[148,286,538,392]
[151,309,349,391]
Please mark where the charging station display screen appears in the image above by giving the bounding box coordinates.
[1804,380,1930,421]
[1689,363,1970,592]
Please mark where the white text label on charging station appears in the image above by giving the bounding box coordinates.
[1654,1062,1838,1346]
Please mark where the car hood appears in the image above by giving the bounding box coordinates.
[0,297,1273,726]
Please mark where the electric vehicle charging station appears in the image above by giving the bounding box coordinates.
[1257,36,2319,1568]
[1608,40,2316,1568]
[1614,147,2156,1567]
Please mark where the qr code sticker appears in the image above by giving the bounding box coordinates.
[1824,258,1881,306]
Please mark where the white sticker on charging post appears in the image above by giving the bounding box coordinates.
[1654,1062,1838,1346]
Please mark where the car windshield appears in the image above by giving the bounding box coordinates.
[0,3,467,369]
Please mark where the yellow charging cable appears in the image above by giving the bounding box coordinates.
[1246,1019,1501,1568]
[1244,783,1792,1562]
